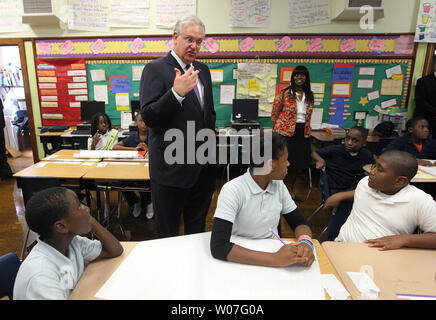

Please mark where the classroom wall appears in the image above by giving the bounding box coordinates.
[0,0,420,39]
[10,0,424,160]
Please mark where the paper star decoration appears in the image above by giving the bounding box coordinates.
[359,96,369,106]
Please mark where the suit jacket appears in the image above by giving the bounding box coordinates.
[415,73,436,119]
[139,52,216,188]
[0,99,5,129]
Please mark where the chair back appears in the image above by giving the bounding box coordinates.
[17,177,61,207]
[0,253,21,300]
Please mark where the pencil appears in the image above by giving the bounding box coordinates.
[269,228,287,246]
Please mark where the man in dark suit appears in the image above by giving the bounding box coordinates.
[0,99,13,180]
[415,63,436,136]
[140,15,216,238]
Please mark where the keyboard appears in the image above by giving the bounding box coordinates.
[70,130,91,135]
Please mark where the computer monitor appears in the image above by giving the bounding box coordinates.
[80,101,105,122]
[232,99,259,122]
[131,100,140,121]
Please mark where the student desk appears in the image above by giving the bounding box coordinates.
[322,241,436,300]
[38,127,74,156]
[81,161,150,236]
[69,236,341,300]
[41,149,101,162]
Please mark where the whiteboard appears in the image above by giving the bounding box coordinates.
[95,232,325,300]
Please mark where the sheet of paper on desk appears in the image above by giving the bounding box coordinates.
[418,162,436,177]
[74,150,139,159]
[95,232,325,300]
[321,274,350,300]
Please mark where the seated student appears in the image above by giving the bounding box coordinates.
[113,113,152,219]
[384,116,436,167]
[324,150,436,250]
[210,132,315,267]
[13,187,123,300]
[88,113,119,150]
[311,126,375,241]
[372,121,398,138]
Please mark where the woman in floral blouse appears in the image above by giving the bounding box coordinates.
[271,65,314,200]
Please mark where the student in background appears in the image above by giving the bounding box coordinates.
[113,113,152,219]
[210,133,315,267]
[13,187,123,299]
[311,126,375,241]
[372,121,398,138]
[384,116,436,167]
[88,113,118,150]
[113,113,148,152]
[271,66,314,201]
[325,151,436,250]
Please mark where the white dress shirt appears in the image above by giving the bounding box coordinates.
[336,176,436,243]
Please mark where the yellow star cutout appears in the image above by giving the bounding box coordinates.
[359,96,369,106]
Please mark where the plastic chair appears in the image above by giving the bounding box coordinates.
[0,253,21,300]
[12,110,29,135]
[307,168,330,240]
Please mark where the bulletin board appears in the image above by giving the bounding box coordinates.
[35,34,415,129]
[85,58,412,129]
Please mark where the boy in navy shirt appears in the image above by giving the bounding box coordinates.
[113,113,152,218]
[384,116,436,198]
[311,126,375,240]
[384,116,436,166]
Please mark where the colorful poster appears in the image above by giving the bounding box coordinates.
[415,0,436,42]
[68,0,109,32]
[288,0,330,28]
[36,59,88,126]
[236,63,277,116]
[229,0,271,27]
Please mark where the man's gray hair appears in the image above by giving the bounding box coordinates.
[173,15,205,34]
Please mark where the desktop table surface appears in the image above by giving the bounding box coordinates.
[322,241,436,300]
[81,161,150,180]
[41,149,102,162]
[13,161,99,179]
[69,239,340,300]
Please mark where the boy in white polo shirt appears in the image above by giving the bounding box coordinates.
[13,187,123,299]
[210,132,315,267]
[325,150,436,250]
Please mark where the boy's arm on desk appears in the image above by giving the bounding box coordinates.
[365,233,436,251]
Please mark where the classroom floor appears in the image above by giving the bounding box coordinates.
[0,149,328,258]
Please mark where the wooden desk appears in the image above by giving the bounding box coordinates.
[38,128,75,156]
[322,241,436,300]
[70,238,341,300]
[82,161,150,181]
[41,149,102,162]
[13,160,98,179]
